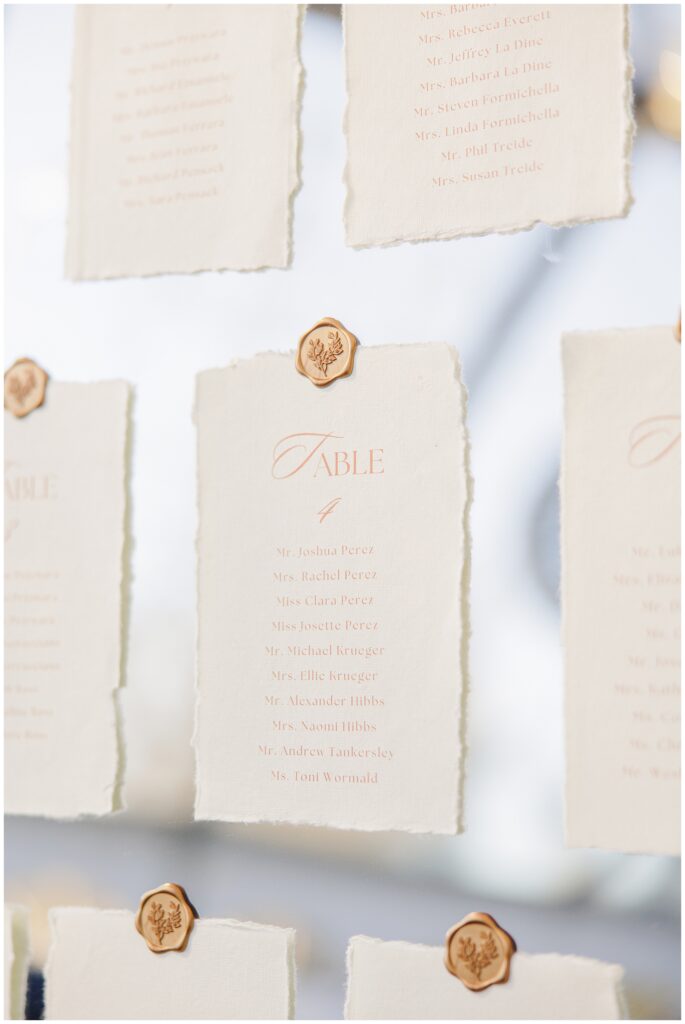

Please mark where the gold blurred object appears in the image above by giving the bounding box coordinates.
[135,883,197,954]
[4,358,48,418]
[444,912,516,992]
[296,317,357,387]
[646,50,681,140]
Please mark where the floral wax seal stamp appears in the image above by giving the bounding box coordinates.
[296,317,357,387]
[4,358,48,418]
[135,883,197,954]
[444,912,516,992]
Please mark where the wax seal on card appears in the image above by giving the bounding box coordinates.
[4,358,48,418]
[444,912,516,992]
[135,883,197,954]
[296,317,357,387]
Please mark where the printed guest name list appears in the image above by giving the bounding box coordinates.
[195,346,469,833]
[415,6,560,189]
[345,4,631,245]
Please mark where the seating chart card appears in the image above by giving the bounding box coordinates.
[66,5,302,278]
[45,909,295,1020]
[563,328,680,855]
[195,343,470,833]
[5,380,130,818]
[4,905,30,1021]
[344,5,633,247]
[345,935,625,1020]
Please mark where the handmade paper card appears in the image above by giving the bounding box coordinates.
[195,341,470,833]
[4,905,30,1020]
[5,377,130,817]
[563,327,680,855]
[66,5,302,278]
[45,909,295,1019]
[345,935,625,1019]
[344,5,633,247]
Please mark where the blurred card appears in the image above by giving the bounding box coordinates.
[344,5,632,246]
[4,905,30,1021]
[5,379,130,817]
[194,343,470,833]
[563,327,680,855]
[66,5,302,278]
[45,909,295,1019]
[345,935,625,1019]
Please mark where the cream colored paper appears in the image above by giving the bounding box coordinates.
[5,381,130,818]
[344,935,626,1020]
[66,5,302,278]
[344,5,633,247]
[45,909,295,1020]
[4,905,30,1020]
[563,328,680,855]
[195,344,470,833]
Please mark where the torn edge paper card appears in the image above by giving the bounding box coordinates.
[4,905,31,1020]
[344,935,627,1020]
[194,343,471,834]
[343,5,633,247]
[44,909,296,1020]
[5,380,131,818]
[66,5,303,278]
[562,327,680,855]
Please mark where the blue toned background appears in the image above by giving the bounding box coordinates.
[4,4,681,1019]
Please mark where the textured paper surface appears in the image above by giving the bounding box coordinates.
[563,328,680,855]
[45,909,295,1020]
[4,905,30,1020]
[345,935,626,1020]
[195,344,470,833]
[66,5,302,278]
[5,381,130,818]
[344,5,633,247]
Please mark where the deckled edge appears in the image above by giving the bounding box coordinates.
[193,809,458,835]
[192,371,204,821]
[8,905,31,1020]
[343,935,357,1020]
[5,381,131,820]
[343,6,635,250]
[559,331,572,848]
[620,4,637,217]
[66,380,131,817]
[344,934,627,968]
[285,925,297,1020]
[192,344,471,834]
[615,963,630,1021]
[111,383,134,813]
[285,5,306,270]
[341,5,353,247]
[48,909,292,936]
[447,345,472,836]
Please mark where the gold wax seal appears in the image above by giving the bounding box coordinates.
[4,358,48,418]
[444,912,516,992]
[135,883,197,954]
[296,317,357,387]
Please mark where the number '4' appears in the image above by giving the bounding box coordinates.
[317,497,342,523]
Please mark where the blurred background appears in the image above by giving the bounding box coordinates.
[4,3,681,1019]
